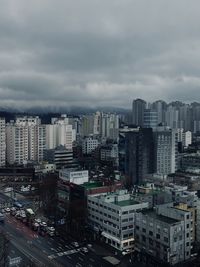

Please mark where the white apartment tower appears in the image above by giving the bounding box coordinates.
[154,127,178,176]
[6,122,29,164]
[46,115,75,150]
[101,113,119,141]
[0,118,6,166]
[6,116,46,164]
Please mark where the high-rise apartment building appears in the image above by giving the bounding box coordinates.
[166,105,179,129]
[143,109,158,128]
[46,115,75,150]
[6,122,29,164]
[154,127,178,176]
[6,116,46,164]
[152,100,167,125]
[0,118,6,166]
[101,113,119,141]
[132,99,146,127]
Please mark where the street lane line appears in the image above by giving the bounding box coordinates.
[78,257,84,262]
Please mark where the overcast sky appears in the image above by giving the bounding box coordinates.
[0,0,200,109]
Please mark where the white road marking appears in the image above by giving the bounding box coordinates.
[58,252,64,256]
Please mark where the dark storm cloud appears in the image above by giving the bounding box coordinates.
[0,0,200,108]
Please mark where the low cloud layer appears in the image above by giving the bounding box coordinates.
[0,0,200,109]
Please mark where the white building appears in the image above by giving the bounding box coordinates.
[166,105,179,129]
[154,127,178,177]
[59,169,89,185]
[177,129,192,148]
[87,190,149,251]
[6,116,46,164]
[82,137,99,155]
[183,131,192,147]
[46,115,76,150]
[0,118,6,166]
[101,113,119,141]
[6,123,29,164]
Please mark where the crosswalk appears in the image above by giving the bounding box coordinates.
[48,248,84,260]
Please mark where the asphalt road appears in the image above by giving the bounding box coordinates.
[0,213,113,267]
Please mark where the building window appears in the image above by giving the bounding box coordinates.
[149,231,153,236]
[164,237,168,243]
[156,234,160,239]
[149,238,153,246]
[142,235,146,242]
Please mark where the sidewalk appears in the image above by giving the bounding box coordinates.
[91,241,145,267]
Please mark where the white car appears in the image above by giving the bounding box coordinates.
[122,249,134,255]
[40,222,47,227]
[35,218,42,224]
[81,247,88,253]
[5,208,10,213]
[4,187,13,193]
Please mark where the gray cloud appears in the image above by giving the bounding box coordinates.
[0,0,200,109]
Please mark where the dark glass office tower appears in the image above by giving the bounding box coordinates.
[124,127,154,185]
[132,99,146,127]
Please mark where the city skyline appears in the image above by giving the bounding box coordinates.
[0,1,200,109]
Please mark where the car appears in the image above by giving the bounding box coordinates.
[122,249,134,255]
[72,242,79,248]
[4,187,13,193]
[35,218,42,224]
[81,247,88,253]
[40,222,47,227]
[87,244,92,248]
[5,208,10,213]
[10,207,16,216]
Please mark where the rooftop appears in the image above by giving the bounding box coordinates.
[81,181,103,189]
[142,209,180,225]
[112,199,139,207]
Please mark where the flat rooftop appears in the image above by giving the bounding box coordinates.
[112,199,139,207]
[81,181,103,189]
[142,209,180,225]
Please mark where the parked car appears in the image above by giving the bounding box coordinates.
[10,207,16,216]
[81,247,88,253]
[5,208,10,213]
[47,226,55,237]
[122,248,134,255]
[4,187,13,193]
